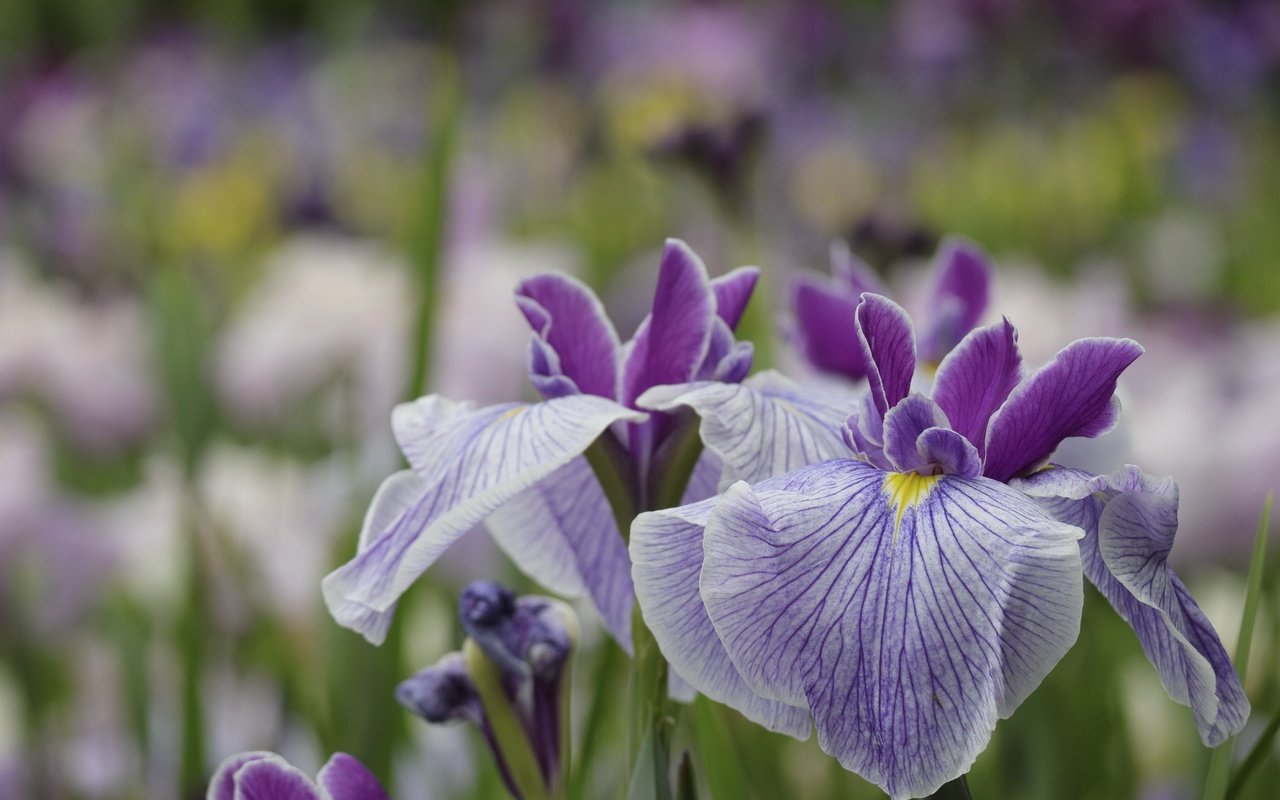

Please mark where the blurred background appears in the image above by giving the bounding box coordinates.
[1,1,1278,798]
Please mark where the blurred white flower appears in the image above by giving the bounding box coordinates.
[216,234,412,444]
[198,442,350,623]
[0,254,157,452]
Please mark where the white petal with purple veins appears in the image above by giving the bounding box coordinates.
[1017,466,1250,745]
[631,498,812,736]
[637,371,857,491]
[487,456,635,649]
[701,461,1083,799]
[323,394,645,643]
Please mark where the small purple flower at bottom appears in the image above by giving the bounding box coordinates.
[631,293,1248,799]
[208,751,389,800]
[398,581,578,800]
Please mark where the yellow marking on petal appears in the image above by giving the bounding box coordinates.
[883,472,942,543]
[496,407,526,423]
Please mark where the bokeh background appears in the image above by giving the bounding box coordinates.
[1,1,1278,798]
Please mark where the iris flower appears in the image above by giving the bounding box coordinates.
[630,293,1248,799]
[208,751,389,800]
[323,240,764,648]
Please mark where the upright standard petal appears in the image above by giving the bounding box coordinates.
[702,462,1083,799]
[710,266,760,331]
[636,370,855,490]
[230,756,323,800]
[516,273,621,399]
[983,338,1143,482]
[856,294,916,417]
[630,498,812,737]
[1017,466,1250,746]
[932,319,1021,457]
[920,238,991,364]
[791,277,868,381]
[486,457,635,648]
[317,753,391,800]
[621,240,716,407]
[323,394,645,643]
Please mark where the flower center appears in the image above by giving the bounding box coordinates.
[883,471,942,542]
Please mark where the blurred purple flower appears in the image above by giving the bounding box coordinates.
[208,751,389,800]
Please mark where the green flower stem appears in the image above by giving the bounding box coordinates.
[927,775,974,800]
[583,432,639,540]
[465,638,551,800]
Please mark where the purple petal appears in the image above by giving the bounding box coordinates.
[917,428,982,479]
[1018,466,1250,746]
[229,756,322,800]
[983,338,1143,483]
[630,498,812,736]
[323,394,645,643]
[317,753,391,800]
[208,752,274,800]
[516,273,620,400]
[790,277,867,381]
[637,371,856,490]
[702,463,1082,798]
[855,293,916,417]
[710,266,760,331]
[841,391,890,470]
[525,338,579,399]
[695,317,754,383]
[486,456,634,650]
[881,394,949,474]
[932,319,1022,457]
[920,238,991,364]
[621,240,716,407]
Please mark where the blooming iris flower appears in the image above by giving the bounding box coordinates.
[323,240,761,647]
[208,751,390,800]
[630,293,1248,799]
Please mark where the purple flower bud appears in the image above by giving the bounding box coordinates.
[395,652,481,725]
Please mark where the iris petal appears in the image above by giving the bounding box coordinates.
[323,394,644,643]
[983,337,1142,482]
[230,756,323,800]
[701,462,1083,799]
[1018,466,1250,746]
[791,277,868,381]
[621,239,717,407]
[487,457,635,649]
[209,752,274,800]
[710,266,760,331]
[932,319,1021,456]
[516,273,622,400]
[630,498,812,736]
[856,294,917,417]
[316,753,391,800]
[920,238,991,364]
[636,371,856,491]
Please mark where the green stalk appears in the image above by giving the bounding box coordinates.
[1226,704,1280,799]
[1204,494,1272,800]
[927,775,974,800]
[465,639,550,800]
[406,51,462,399]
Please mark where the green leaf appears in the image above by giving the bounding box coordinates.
[465,639,550,800]
[1204,493,1272,800]
[626,727,672,800]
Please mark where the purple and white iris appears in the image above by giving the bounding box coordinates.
[208,751,390,800]
[322,240,761,647]
[630,293,1248,799]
